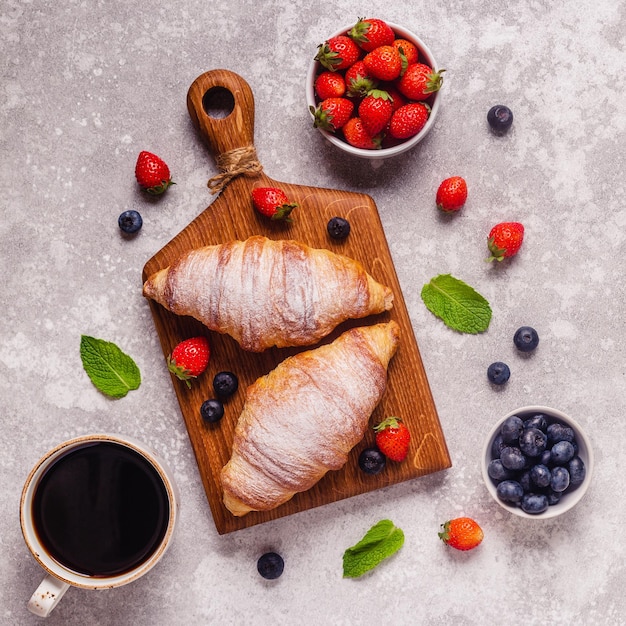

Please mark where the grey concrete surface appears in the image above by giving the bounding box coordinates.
[2,1,624,624]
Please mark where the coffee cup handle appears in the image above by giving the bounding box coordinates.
[27,574,70,617]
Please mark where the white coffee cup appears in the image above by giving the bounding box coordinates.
[20,434,179,618]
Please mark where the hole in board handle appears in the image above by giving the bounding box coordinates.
[202,87,235,119]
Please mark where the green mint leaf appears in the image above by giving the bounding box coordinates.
[342,519,404,578]
[80,335,141,398]
[420,274,492,334]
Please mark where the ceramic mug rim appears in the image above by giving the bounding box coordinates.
[20,433,179,590]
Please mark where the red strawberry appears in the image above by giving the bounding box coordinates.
[348,17,395,52]
[436,176,468,212]
[487,222,525,261]
[314,71,346,100]
[345,60,378,98]
[167,336,210,388]
[251,187,298,222]
[342,117,381,150]
[388,102,430,139]
[310,97,354,132]
[438,517,484,551]
[382,84,408,112]
[374,416,411,462]
[363,45,403,81]
[315,35,361,71]
[135,151,174,195]
[397,63,445,101]
[393,38,419,66]
[359,89,393,136]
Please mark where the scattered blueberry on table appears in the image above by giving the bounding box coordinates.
[257,552,284,580]
[487,105,513,134]
[513,326,539,352]
[118,210,143,234]
[487,361,510,385]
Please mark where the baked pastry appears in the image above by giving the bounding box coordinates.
[142,236,393,352]
[221,321,400,516]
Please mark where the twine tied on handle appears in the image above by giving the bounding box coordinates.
[207,145,263,194]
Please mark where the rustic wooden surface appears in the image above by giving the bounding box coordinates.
[142,69,451,535]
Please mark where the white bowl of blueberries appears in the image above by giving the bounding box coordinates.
[482,406,593,519]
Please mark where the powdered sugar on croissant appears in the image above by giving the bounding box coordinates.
[142,236,393,352]
[221,321,400,516]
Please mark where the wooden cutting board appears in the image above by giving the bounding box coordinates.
[142,69,451,535]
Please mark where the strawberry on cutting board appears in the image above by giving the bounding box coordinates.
[251,187,298,222]
[487,221,525,261]
[438,517,484,551]
[374,416,411,462]
[167,336,210,388]
[135,151,174,195]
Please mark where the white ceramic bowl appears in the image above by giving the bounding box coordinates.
[306,22,441,159]
[481,406,594,519]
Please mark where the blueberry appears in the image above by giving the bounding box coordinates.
[550,440,575,465]
[500,446,528,471]
[501,415,524,443]
[257,552,284,580]
[519,470,532,492]
[546,489,562,506]
[524,414,548,432]
[200,398,224,423]
[496,480,524,505]
[568,456,586,487]
[118,210,143,234]
[546,422,575,445]
[491,433,506,459]
[513,326,539,352]
[529,464,551,488]
[487,105,513,134]
[358,448,386,475]
[487,361,510,385]
[213,371,239,398]
[550,466,570,492]
[488,459,514,482]
[521,493,549,515]
[539,449,553,467]
[519,427,548,457]
[327,216,351,240]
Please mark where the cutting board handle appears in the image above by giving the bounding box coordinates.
[187,69,255,161]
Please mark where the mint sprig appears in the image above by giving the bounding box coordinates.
[80,335,141,398]
[342,519,404,578]
[421,274,492,334]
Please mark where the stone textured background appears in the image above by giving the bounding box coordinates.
[1,0,624,624]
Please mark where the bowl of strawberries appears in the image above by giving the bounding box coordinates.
[307,17,443,159]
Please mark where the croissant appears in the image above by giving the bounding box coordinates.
[143,236,393,352]
[220,320,400,516]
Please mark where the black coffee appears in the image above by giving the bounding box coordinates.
[32,441,170,577]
